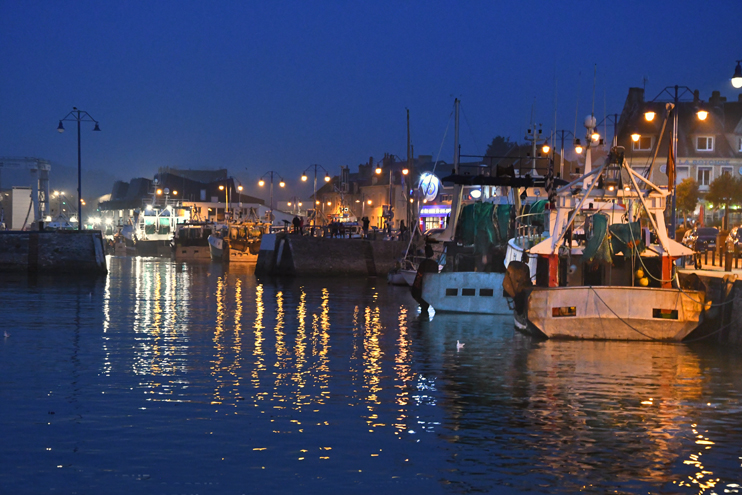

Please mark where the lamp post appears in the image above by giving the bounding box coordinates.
[57,107,100,231]
[301,164,331,231]
[258,171,285,223]
[640,85,706,239]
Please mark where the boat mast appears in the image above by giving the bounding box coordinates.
[453,98,460,174]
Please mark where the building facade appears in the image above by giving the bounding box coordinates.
[616,87,742,224]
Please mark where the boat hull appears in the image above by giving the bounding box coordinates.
[175,245,211,261]
[208,235,259,263]
[522,286,705,341]
[422,271,512,315]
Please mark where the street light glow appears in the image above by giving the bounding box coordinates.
[375,167,382,175]
[542,142,550,154]
[697,110,708,121]
[324,173,331,182]
[732,60,742,89]
[644,111,656,122]
[259,180,265,187]
[279,180,285,188]
[631,132,641,142]
[302,174,308,181]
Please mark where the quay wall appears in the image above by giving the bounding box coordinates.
[263,233,407,277]
[0,231,107,274]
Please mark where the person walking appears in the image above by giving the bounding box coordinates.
[362,216,370,239]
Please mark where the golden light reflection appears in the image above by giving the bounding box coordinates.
[362,300,383,431]
[393,305,412,435]
[252,284,266,386]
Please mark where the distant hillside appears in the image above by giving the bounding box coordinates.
[1,164,129,199]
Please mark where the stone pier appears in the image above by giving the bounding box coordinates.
[256,233,407,277]
[0,230,107,274]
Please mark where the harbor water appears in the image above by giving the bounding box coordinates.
[1,257,741,494]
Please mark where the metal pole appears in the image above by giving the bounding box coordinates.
[559,130,565,179]
[669,87,679,240]
[270,172,274,221]
[313,166,317,232]
[77,112,82,231]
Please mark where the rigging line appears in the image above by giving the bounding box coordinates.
[589,286,663,341]
[573,72,581,139]
[431,109,453,175]
[459,102,480,153]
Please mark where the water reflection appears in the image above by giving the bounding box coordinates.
[15,258,738,493]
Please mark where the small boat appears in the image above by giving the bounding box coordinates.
[504,124,706,341]
[387,258,418,286]
[208,221,269,263]
[173,222,216,261]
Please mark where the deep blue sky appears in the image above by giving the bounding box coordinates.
[1,0,740,201]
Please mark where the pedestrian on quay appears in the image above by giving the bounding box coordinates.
[299,216,304,235]
[362,216,370,239]
[399,220,407,240]
[292,216,301,234]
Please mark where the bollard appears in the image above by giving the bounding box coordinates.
[712,249,716,266]
[725,248,732,272]
[736,246,740,269]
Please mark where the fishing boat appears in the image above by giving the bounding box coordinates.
[417,99,558,314]
[504,119,705,341]
[173,222,216,261]
[207,208,270,263]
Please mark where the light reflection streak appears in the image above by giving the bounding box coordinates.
[393,305,412,435]
[362,298,383,430]
[252,284,266,388]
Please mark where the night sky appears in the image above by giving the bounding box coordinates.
[1,0,740,201]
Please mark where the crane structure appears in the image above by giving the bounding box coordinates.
[0,157,51,228]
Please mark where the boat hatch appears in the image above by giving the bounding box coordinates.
[445,288,458,296]
[552,306,577,317]
[480,288,494,297]
[652,309,679,319]
[462,288,476,296]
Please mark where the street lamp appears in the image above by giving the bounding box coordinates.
[731,60,742,89]
[57,107,100,231]
[257,171,284,222]
[300,164,332,232]
[640,85,707,239]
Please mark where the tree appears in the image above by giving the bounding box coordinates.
[705,173,742,230]
[484,136,516,158]
[675,178,699,228]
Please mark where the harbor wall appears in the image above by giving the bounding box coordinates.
[0,230,108,274]
[260,233,407,277]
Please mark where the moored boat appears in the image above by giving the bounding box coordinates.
[505,118,705,341]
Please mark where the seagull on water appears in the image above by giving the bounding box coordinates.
[4,330,10,338]
[456,340,464,351]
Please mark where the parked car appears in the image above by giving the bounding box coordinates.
[682,227,719,252]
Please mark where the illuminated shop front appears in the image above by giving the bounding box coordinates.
[419,204,451,232]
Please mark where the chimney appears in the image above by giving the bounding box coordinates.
[694,90,700,102]
[627,87,644,104]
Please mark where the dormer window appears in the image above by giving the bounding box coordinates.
[738,137,742,152]
[696,136,714,151]
[632,136,653,151]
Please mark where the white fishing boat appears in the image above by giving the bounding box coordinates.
[417,100,559,315]
[504,117,705,341]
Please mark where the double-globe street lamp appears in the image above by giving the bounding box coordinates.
[375,161,408,231]
[301,164,331,231]
[219,181,243,221]
[258,171,285,222]
[633,86,709,238]
[57,107,100,231]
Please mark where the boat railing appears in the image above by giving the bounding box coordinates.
[514,212,548,249]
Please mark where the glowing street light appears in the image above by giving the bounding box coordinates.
[57,107,100,231]
[258,171,284,220]
[731,60,742,89]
